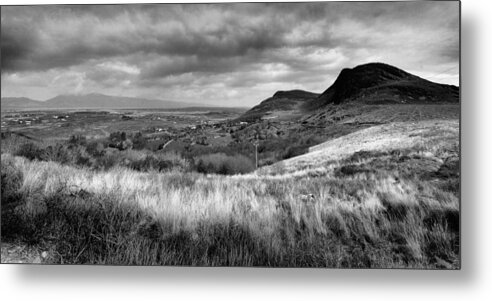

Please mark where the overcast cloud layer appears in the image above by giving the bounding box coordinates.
[1,2,459,107]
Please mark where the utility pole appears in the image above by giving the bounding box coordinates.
[252,136,259,169]
[255,142,258,169]
[252,140,259,169]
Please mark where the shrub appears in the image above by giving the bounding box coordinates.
[109,131,127,142]
[1,156,23,203]
[68,134,87,146]
[303,135,325,146]
[70,145,93,167]
[131,132,147,150]
[94,152,120,170]
[129,156,171,172]
[194,153,255,175]
[39,143,93,167]
[1,156,26,240]
[155,151,190,172]
[119,150,189,172]
[259,157,275,167]
[14,142,44,160]
[346,150,390,163]
[281,145,307,160]
[86,142,105,157]
[41,144,71,164]
[334,164,372,177]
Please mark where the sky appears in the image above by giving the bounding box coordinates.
[1,2,460,107]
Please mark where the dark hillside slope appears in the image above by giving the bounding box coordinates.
[306,62,459,109]
[238,90,319,121]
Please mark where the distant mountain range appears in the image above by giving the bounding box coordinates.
[2,63,459,115]
[1,97,46,110]
[1,93,203,111]
[240,62,459,121]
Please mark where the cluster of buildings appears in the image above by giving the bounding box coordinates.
[1,113,72,131]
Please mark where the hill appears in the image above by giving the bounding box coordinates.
[237,89,319,121]
[238,63,459,121]
[1,97,45,110]
[1,93,202,111]
[257,119,459,178]
[307,62,459,109]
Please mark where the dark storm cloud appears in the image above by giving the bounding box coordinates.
[1,27,32,71]
[1,4,287,73]
[1,2,459,106]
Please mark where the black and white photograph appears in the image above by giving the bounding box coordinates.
[1,1,460,269]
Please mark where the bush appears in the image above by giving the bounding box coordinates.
[131,132,148,150]
[1,156,26,240]
[107,132,133,150]
[13,141,93,167]
[10,137,189,172]
[1,156,23,203]
[94,152,120,170]
[334,164,372,177]
[303,135,325,146]
[129,156,172,172]
[117,150,189,172]
[109,131,127,142]
[41,144,71,164]
[281,145,307,160]
[68,134,87,146]
[69,145,93,167]
[90,149,190,172]
[194,153,255,175]
[14,142,44,160]
[155,151,190,172]
[86,142,105,157]
[39,143,93,167]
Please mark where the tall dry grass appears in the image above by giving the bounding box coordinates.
[265,120,459,176]
[1,146,459,267]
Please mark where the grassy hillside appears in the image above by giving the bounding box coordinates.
[259,119,458,177]
[301,103,460,126]
[1,118,459,267]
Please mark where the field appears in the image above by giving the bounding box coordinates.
[1,107,460,267]
[1,108,245,141]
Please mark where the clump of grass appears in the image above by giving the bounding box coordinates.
[194,153,255,175]
[1,155,24,202]
[14,142,44,161]
[1,156,28,242]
